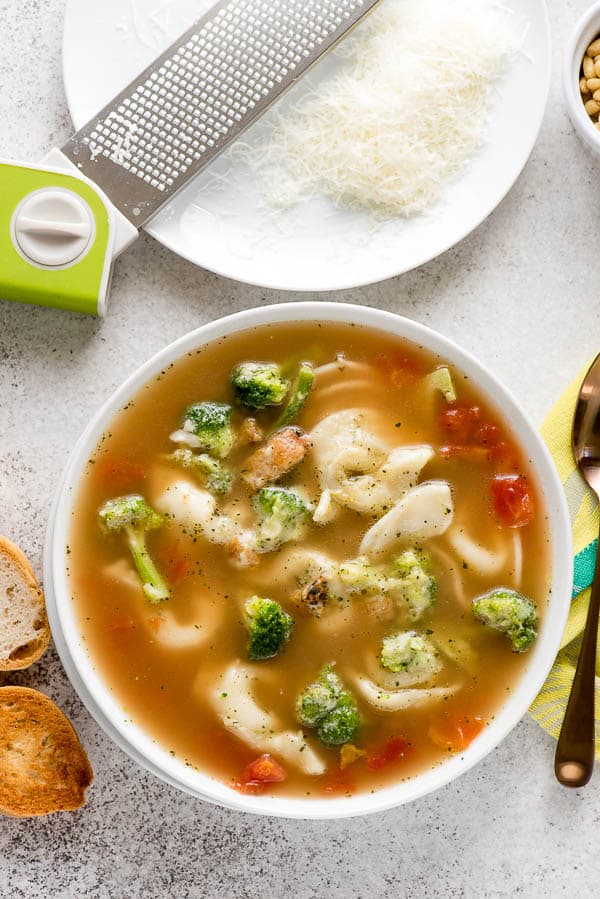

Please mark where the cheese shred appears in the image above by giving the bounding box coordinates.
[240,0,522,218]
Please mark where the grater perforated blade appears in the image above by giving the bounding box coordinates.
[62,0,381,228]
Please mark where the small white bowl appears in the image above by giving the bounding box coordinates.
[563,1,600,156]
[44,303,572,819]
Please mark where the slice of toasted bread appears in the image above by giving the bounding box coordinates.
[0,536,50,670]
[0,687,93,816]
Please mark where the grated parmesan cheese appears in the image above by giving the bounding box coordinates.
[240,0,522,218]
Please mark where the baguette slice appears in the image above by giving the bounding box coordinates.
[0,536,50,670]
[0,687,93,816]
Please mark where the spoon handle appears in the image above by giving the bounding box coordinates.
[555,536,600,787]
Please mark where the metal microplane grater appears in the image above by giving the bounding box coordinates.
[0,0,381,316]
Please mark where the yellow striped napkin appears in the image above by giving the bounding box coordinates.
[529,362,600,755]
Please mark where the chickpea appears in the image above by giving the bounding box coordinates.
[580,40,600,126]
[588,38,600,57]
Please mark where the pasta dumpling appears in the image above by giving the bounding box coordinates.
[210,664,325,775]
[154,479,257,566]
[310,409,434,520]
[360,481,454,557]
[355,676,458,712]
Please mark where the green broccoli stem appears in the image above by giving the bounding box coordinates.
[276,363,314,428]
[126,527,170,602]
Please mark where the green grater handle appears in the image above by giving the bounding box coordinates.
[0,152,137,316]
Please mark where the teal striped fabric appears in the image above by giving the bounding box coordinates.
[573,538,597,599]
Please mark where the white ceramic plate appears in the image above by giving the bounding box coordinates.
[63,0,551,291]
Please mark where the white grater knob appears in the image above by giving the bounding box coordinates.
[13,188,93,267]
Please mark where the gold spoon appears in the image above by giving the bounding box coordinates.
[555,352,600,787]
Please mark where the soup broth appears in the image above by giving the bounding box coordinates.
[69,322,549,798]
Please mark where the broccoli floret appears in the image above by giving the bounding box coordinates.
[171,402,235,458]
[316,692,360,747]
[276,362,314,427]
[231,362,290,410]
[381,631,439,676]
[98,494,169,602]
[338,558,390,594]
[169,448,233,495]
[338,553,436,621]
[394,549,430,577]
[338,555,411,597]
[255,487,311,553]
[392,550,437,620]
[295,665,360,747]
[296,664,342,727]
[472,588,537,652]
[243,596,294,660]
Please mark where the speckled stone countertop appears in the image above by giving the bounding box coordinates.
[1,0,600,896]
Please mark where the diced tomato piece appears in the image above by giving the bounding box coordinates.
[428,716,484,753]
[438,405,481,442]
[322,769,357,795]
[233,754,287,795]
[491,474,534,527]
[240,754,287,786]
[366,735,411,771]
[438,410,520,475]
[487,442,521,472]
[96,458,145,488]
[376,352,423,388]
[475,423,502,446]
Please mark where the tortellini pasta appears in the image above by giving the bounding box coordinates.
[210,664,325,775]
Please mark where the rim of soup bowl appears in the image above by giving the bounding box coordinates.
[44,302,572,819]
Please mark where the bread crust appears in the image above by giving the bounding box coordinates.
[0,687,93,816]
[0,536,50,670]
